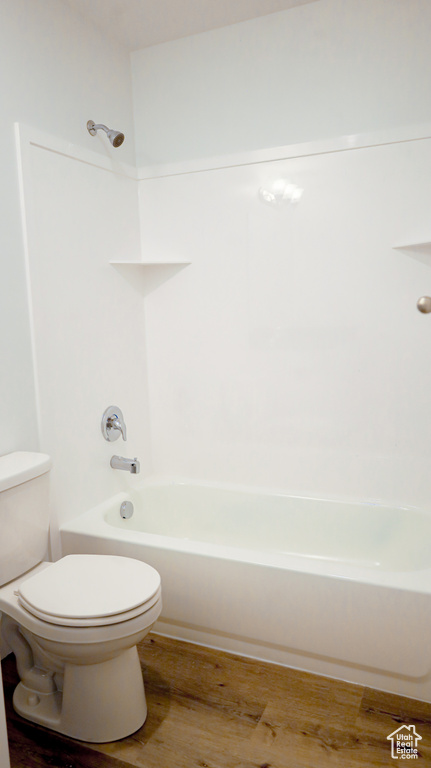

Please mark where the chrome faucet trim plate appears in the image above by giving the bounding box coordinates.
[101,406,127,442]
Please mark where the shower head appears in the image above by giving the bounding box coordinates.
[87,120,125,148]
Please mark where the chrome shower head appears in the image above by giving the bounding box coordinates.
[87,120,125,148]
[107,129,125,148]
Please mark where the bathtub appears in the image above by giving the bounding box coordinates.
[60,479,431,702]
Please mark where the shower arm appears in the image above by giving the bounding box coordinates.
[88,121,110,136]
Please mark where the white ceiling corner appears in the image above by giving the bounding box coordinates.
[66,0,319,52]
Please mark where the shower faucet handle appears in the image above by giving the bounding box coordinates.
[101,406,127,442]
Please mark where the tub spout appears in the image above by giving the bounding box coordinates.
[110,455,140,474]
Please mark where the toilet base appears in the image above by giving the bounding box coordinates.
[13,645,147,742]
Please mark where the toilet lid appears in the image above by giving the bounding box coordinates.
[17,555,161,627]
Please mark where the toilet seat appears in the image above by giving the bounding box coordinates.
[17,554,161,627]
[18,587,162,627]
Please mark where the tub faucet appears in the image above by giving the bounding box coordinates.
[110,456,140,474]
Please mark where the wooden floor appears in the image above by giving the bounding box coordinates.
[3,634,431,767]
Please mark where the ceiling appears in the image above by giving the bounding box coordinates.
[66,0,318,52]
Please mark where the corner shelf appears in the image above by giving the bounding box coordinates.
[393,241,431,252]
[110,260,191,295]
[392,242,431,268]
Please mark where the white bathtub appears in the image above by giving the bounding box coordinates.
[60,479,431,702]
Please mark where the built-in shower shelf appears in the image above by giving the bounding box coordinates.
[392,242,431,267]
[393,241,431,252]
[110,260,191,296]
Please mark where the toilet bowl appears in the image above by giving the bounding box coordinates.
[0,553,162,742]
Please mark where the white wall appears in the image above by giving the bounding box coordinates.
[132,0,431,166]
[0,0,135,458]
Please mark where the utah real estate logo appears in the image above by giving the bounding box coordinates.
[387,725,422,760]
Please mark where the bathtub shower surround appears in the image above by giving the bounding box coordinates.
[61,478,431,704]
[17,121,431,535]
[138,125,431,512]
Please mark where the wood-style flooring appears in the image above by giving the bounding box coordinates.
[3,633,431,767]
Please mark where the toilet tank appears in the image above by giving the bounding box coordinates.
[0,452,51,586]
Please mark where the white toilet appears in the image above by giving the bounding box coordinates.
[0,452,162,742]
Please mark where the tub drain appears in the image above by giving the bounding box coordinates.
[120,500,134,520]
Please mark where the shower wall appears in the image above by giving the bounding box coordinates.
[139,133,431,509]
[17,128,151,541]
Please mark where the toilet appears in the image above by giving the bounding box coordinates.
[0,452,162,742]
